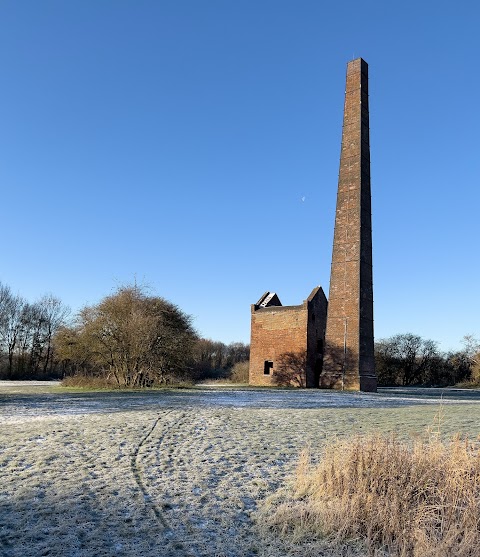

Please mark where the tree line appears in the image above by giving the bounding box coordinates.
[265,334,480,388]
[375,333,480,387]
[0,281,249,385]
[0,282,70,379]
[2,280,478,388]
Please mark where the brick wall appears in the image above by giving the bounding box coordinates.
[249,287,327,387]
[249,304,307,386]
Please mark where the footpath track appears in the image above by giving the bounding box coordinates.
[130,410,176,531]
[131,410,204,557]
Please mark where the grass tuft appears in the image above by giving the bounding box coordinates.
[61,375,120,389]
[260,433,480,556]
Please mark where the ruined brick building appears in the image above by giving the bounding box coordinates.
[248,287,328,388]
[249,58,377,392]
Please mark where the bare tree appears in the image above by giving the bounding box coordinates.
[191,339,250,380]
[193,338,228,375]
[37,294,70,373]
[0,286,25,377]
[16,302,41,375]
[461,334,480,383]
[375,333,440,386]
[225,342,250,367]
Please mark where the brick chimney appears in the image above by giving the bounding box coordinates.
[322,58,377,392]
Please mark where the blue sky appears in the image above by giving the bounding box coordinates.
[1,1,479,352]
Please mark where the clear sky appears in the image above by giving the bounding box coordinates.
[1,1,479,352]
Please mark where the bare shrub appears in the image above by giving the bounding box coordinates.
[55,283,196,388]
[230,361,249,383]
[260,434,480,556]
[471,357,480,385]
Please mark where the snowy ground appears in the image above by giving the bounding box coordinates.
[1,383,480,557]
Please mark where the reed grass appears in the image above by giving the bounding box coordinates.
[261,433,480,556]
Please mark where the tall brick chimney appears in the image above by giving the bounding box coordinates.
[322,58,377,392]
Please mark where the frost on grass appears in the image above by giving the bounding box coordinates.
[1,407,315,556]
[2,386,480,556]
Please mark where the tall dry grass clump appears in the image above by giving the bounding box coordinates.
[261,434,480,556]
[61,374,120,389]
[230,361,250,383]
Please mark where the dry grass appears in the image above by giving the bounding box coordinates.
[230,361,250,383]
[61,374,121,389]
[60,374,194,389]
[260,432,480,556]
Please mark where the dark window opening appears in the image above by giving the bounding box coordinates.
[311,313,315,322]
[317,339,324,353]
[264,360,273,375]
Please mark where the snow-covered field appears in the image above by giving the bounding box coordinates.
[1,383,480,557]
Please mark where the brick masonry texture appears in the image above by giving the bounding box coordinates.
[322,58,377,392]
[249,288,327,387]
